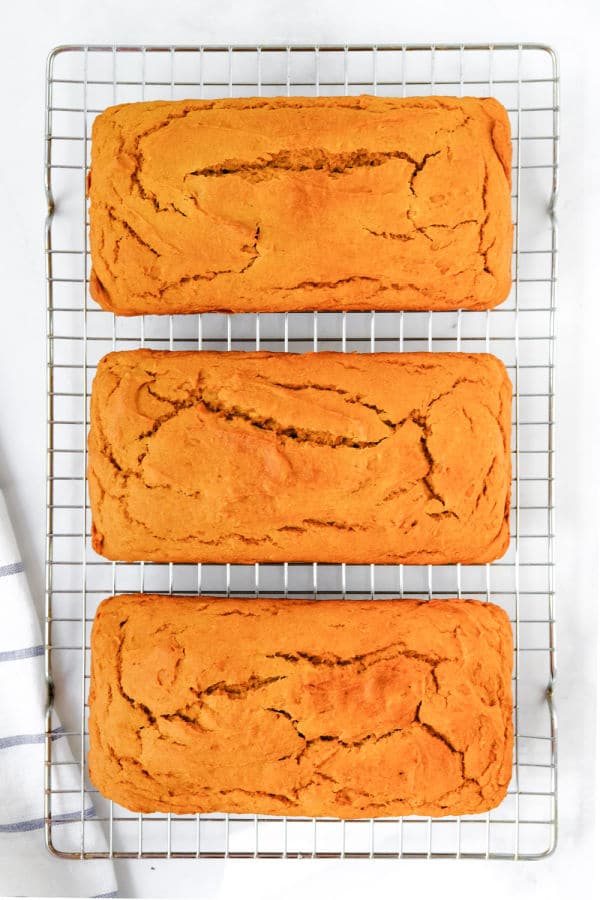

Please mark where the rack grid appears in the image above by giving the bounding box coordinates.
[44,43,558,860]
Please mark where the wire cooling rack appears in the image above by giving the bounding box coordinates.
[44,43,558,860]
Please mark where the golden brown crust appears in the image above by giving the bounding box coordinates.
[88,595,514,818]
[88,95,513,315]
[88,349,512,564]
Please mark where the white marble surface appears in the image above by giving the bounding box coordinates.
[0,0,598,896]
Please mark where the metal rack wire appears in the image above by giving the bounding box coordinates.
[44,43,558,860]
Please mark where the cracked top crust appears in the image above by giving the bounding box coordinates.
[88,349,512,564]
[88,595,514,817]
[88,95,513,315]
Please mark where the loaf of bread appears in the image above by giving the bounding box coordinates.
[88,95,512,315]
[88,349,511,564]
[88,595,514,818]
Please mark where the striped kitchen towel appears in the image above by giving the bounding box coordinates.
[0,489,117,897]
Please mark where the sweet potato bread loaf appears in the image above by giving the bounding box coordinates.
[88,349,511,564]
[88,350,511,563]
[88,95,512,315]
[88,595,514,818]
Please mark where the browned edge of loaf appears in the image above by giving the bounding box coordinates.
[88,95,512,315]
[88,595,514,818]
[87,349,512,565]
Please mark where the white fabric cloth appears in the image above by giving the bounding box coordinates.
[0,490,118,897]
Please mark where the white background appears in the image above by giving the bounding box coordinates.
[0,0,598,897]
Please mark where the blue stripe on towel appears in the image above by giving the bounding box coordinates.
[0,644,44,663]
[93,893,118,898]
[0,726,65,750]
[0,561,24,577]
[0,806,95,833]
